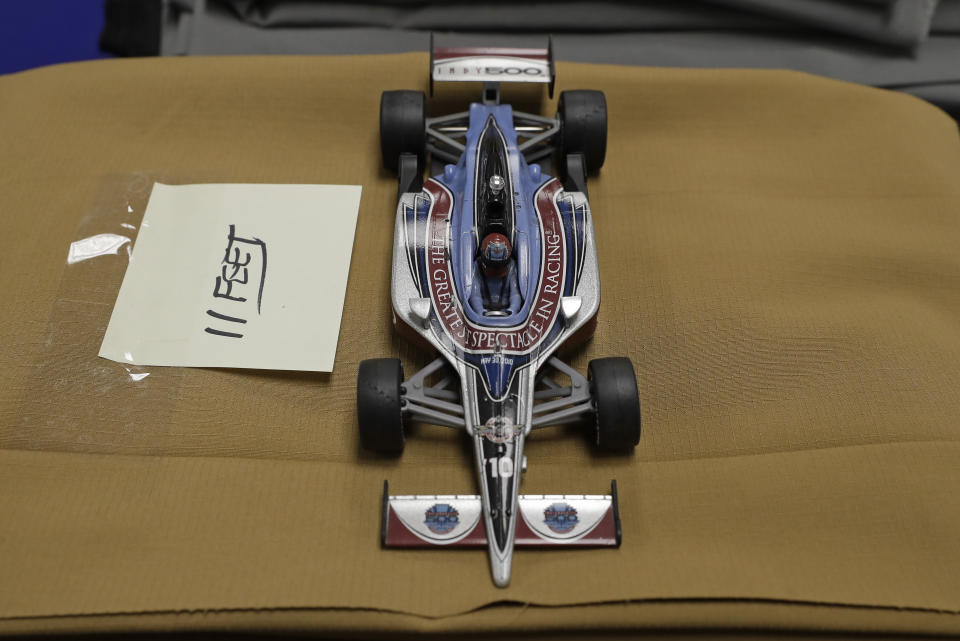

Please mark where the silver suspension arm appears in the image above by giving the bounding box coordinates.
[401,357,465,429]
[400,356,594,431]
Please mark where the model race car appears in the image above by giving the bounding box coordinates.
[357,42,641,588]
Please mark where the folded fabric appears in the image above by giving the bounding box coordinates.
[708,0,941,47]
[217,0,780,31]
[215,0,942,47]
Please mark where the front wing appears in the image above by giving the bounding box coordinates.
[382,481,621,548]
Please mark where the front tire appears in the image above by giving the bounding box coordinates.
[380,90,426,173]
[558,90,608,172]
[588,357,641,453]
[357,358,406,455]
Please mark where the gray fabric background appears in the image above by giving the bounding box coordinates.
[159,0,960,118]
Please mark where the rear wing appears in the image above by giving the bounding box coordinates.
[430,35,556,98]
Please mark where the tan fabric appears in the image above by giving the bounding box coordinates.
[1,54,959,637]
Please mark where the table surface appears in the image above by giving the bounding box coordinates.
[1,54,959,638]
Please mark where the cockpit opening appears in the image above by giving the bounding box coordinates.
[471,173,523,317]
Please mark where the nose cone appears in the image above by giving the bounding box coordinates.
[489,553,513,588]
[487,476,514,551]
[484,484,516,588]
[486,482,515,588]
[475,428,523,588]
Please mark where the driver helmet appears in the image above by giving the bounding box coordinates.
[480,232,511,270]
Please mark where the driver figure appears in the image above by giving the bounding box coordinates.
[472,175,521,315]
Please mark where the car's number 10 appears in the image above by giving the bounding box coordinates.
[486,456,514,478]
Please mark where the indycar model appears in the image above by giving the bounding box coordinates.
[357,43,641,588]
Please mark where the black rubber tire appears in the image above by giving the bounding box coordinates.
[357,358,406,455]
[380,90,426,173]
[557,90,608,172]
[588,357,641,453]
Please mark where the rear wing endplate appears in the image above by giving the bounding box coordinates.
[430,35,556,98]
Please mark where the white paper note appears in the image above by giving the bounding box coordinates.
[99,183,362,372]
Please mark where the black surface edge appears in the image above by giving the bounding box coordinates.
[100,0,162,57]
[429,32,435,97]
[547,34,556,99]
[380,479,390,548]
[611,479,622,547]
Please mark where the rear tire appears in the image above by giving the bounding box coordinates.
[558,90,607,172]
[357,358,406,455]
[588,357,641,453]
[380,90,426,173]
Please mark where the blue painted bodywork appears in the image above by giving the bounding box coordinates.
[443,103,549,328]
[401,102,588,399]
